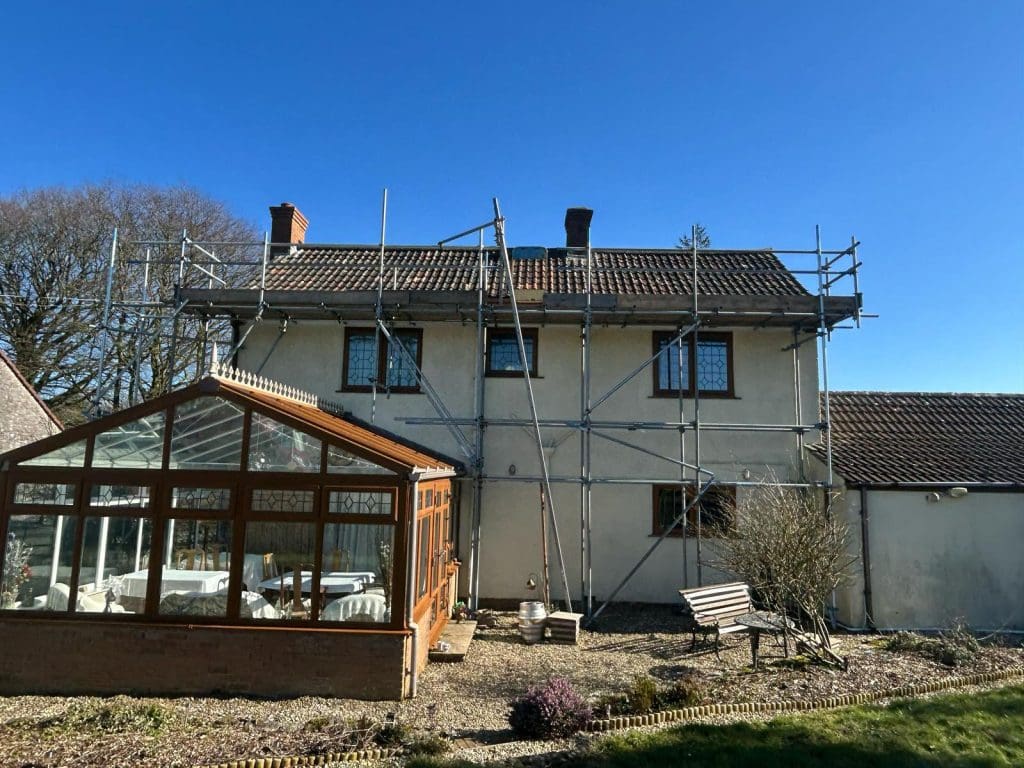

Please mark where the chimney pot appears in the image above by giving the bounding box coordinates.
[564,207,594,249]
[269,203,309,256]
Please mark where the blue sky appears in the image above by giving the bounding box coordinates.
[1,2,1021,393]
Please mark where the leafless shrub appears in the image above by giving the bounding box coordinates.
[709,474,855,666]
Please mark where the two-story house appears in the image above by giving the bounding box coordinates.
[0,201,862,699]
[194,203,861,611]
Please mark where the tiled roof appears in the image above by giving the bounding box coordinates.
[814,391,1024,486]
[257,246,810,298]
[0,350,62,429]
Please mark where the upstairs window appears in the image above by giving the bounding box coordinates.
[342,328,422,394]
[652,484,736,537]
[653,331,733,397]
[486,328,538,377]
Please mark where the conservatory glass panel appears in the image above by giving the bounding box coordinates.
[19,439,87,468]
[79,516,152,614]
[156,518,234,618]
[169,397,245,470]
[13,482,75,506]
[89,484,151,510]
[241,521,317,621]
[327,489,393,518]
[2,515,77,611]
[326,444,395,475]
[320,522,394,623]
[248,412,322,472]
[92,414,165,469]
[171,487,231,512]
[251,488,316,515]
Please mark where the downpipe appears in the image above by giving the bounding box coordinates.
[406,480,420,697]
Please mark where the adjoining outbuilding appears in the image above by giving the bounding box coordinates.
[0,349,62,454]
[0,366,461,699]
[811,391,1024,632]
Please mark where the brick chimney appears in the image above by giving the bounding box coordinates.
[564,207,593,249]
[269,202,309,256]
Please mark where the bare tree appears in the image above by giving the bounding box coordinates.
[0,183,258,424]
[678,223,711,250]
[710,476,854,666]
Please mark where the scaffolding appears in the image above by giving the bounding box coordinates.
[81,197,864,620]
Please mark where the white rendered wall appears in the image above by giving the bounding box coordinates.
[239,320,820,603]
[833,485,1024,631]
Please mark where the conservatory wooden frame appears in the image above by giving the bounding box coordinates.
[0,373,460,700]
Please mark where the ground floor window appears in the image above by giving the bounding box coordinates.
[652,483,736,537]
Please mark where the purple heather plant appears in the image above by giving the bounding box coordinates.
[508,677,592,739]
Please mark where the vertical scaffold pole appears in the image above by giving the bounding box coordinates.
[815,225,833,487]
[468,229,487,610]
[92,227,119,416]
[165,229,188,393]
[492,198,573,610]
[372,188,387,424]
[580,229,593,614]
[692,227,704,587]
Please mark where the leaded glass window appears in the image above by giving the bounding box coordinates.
[344,331,377,389]
[251,488,315,515]
[248,413,322,472]
[92,414,165,469]
[697,339,729,392]
[653,331,733,397]
[652,484,736,537]
[385,331,419,389]
[486,328,538,376]
[89,485,150,510]
[343,328,423,393]
[656,336,689,393]
[327,490,393,518]
[171,487,231,512]
[169,397,244,470]
[13,482,75,506]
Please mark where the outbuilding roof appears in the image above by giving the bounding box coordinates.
[813,391,1024,488]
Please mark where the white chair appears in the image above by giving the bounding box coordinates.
[322,593,388,622]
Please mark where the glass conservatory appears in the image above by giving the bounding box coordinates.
[0,372,459,700]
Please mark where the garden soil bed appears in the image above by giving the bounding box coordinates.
[1,604,1021,768]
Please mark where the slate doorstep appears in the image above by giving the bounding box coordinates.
[429,620,478,662]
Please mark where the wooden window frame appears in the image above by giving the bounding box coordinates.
[485,328,539,378]
[341,327,423,394]
[652,331,734,398]
[651,483,736,538]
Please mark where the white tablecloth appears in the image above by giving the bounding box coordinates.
[122,568,230,598]
[258,570,376,596]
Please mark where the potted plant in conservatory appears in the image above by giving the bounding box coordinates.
[2,534,32,608]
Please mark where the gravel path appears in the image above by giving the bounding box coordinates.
[0,605,1021,768]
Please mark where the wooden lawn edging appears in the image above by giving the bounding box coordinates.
[193,746,401,768]
[584,664,1024,733]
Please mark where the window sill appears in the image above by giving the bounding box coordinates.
[485,373,543,379]
[650,393,739,400]
[336,388,423,395]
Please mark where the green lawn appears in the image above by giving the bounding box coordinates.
[410,684,1024,768]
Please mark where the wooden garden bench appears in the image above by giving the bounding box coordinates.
[678,581,753,658]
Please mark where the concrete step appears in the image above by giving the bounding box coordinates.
[429,620,477,662]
